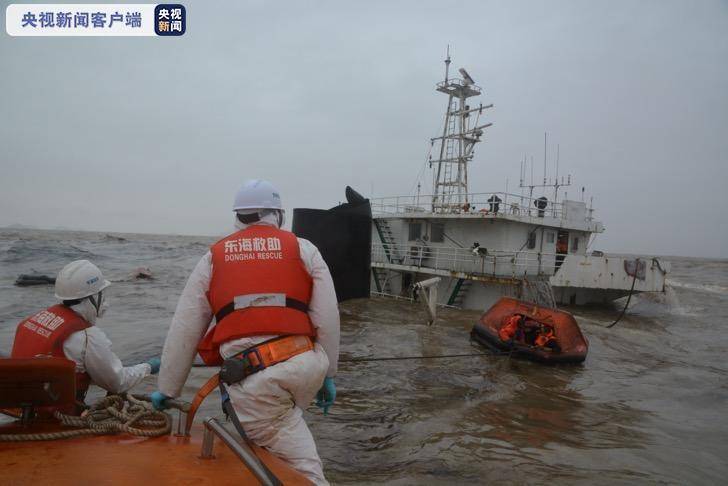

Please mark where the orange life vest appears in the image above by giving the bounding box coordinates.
[197,225,316,365]
[535,327,556,348]
[499,314,521,341]
[11,304,92,398]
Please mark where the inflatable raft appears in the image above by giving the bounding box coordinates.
[471,297,588,364]
[0,357,310,485]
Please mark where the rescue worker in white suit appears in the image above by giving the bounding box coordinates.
[12,260,160,400]
[151,179,340,485]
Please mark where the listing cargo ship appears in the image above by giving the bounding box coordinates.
[370,54,669,309]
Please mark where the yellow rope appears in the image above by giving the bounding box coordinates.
[0,394,171,442]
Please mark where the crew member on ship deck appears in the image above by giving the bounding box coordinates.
[11,260,160,401]
[151,179,340,485]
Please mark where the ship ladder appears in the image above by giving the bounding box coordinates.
[373,219,402,264]
[436,100,459,209]
[447,278,473,307]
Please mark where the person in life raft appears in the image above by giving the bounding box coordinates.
[151,179,340,486]
[11,260,161,401]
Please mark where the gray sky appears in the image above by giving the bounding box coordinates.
[1,0,727,258]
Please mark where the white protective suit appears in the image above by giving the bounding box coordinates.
[158,213,340,485]
[62,299,152,393]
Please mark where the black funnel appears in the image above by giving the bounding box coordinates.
[292,187,372,302]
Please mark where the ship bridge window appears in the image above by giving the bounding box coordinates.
[527,231,537,249]
[571,237,580,253]
[430,223,444,243]
[546,232,555,244]
[408,222,422,241]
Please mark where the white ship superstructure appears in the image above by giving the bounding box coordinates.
[370,54,669,309]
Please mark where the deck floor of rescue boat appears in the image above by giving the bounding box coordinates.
[0,421,311,485]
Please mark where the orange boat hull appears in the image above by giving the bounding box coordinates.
[0,421,311,485]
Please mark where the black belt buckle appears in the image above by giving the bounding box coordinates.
[241,347,266,373]
[219,347,266,385]
[220,356,248,385]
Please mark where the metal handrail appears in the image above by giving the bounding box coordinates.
[370,191,587,221]
[201,417,282,486]
[372,242,559,277]
[436,78,482,93]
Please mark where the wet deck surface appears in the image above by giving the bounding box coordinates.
[0,423,310,485]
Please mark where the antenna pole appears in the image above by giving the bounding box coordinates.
[444,45,451,82]
[543,131,547,186]
[554,143,560,202]
[520,155,525,203]
[529,155,534,201]
[530,156,534,186]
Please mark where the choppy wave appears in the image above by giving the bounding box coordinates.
[632,285,700,316]
[2,241,100,264]
[1,229,727,484]
[667,280,728,296]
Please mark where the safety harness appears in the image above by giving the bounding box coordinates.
[181,335,312,486]
[187,335,315,431]
[219,334,314,385]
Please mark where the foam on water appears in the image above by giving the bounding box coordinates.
[627,284,699,317]
[667,279,728,296]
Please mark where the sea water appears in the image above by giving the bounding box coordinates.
[1,228,726,484]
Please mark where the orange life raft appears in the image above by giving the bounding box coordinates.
[471,297,588,364]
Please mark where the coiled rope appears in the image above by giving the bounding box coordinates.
[0,394,170,442]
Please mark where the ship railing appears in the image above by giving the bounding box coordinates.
[436,78,482,95]
[372,242,558,277]
[370,191,574,221]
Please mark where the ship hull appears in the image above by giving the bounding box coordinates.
[370,213,669,310]
[0,421,310,485]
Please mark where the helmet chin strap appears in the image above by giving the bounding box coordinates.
[71,298,99,324]
[87,291,104,318]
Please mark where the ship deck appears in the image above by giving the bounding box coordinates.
[0,421,310,485]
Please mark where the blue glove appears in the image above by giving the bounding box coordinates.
[147,357,161,375]
[315,377,336,415]
[150,390,170,411]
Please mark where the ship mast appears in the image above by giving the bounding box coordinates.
[429,50,492,212]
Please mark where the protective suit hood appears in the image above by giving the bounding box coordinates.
[234,209,282,231]
[70,298,104,325]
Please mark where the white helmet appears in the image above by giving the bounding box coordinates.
[55,260,111,301]
[232,179,282,211]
